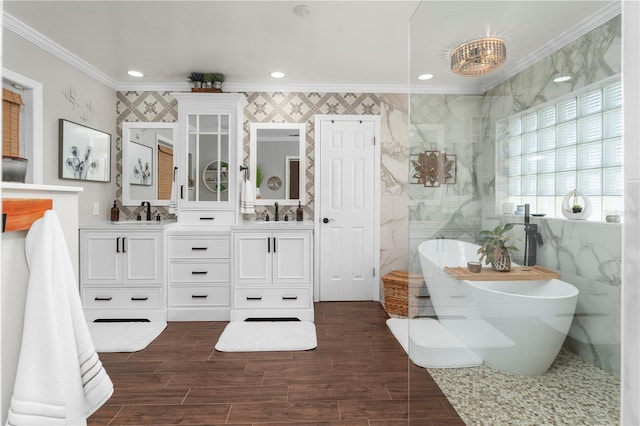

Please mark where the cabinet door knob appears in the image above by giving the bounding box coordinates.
[94,297,112,301]
[191,294,208,299]
[191,271,208,275]
[246,296,262,301]
[199,217,215,221]
[282,296,298,300]
[131,297,149,301]
[116,237,120,253]
[191,247,208,251]
[122,237,127,253]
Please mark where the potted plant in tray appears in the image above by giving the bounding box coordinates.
[476,223,519,272]
[210,72,225,89]
[187,72,204,88]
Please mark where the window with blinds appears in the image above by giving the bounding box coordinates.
[500,77,622,221]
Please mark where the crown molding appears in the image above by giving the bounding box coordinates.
[3,12,119,89]
[480,0,621,93]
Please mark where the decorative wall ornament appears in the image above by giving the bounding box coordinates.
[410,150,456,187]
[62,87,96,122]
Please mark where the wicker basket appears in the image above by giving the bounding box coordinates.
[382,270,425,317]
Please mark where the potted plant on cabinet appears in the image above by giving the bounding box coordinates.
[476,223,519,272]
[187,72,204,88]
[210,73,225,89]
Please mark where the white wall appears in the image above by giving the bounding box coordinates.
[2,31,117,224]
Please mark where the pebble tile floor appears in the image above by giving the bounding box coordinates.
[89,302,619,425]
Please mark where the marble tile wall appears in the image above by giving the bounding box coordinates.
[408,15,622,375]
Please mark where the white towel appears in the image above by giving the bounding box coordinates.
[7,210,113,425]
[169,166,177,215]
[240,178,256,214]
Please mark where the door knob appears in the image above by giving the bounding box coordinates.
[322,218,334,224]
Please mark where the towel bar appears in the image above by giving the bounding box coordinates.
[2,198,53,232]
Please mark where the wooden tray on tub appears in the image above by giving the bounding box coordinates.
[443,265,560,281]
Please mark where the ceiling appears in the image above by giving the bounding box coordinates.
[2,1,619,94]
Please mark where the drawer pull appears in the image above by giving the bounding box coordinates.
[246,296,262,301]
[131,297,149,301]
[192,294,208,299]
[191,271,208,275]
[94,297,112,301]
[191,247,208,251]
[282,296,298,300]
[199,217,215,221]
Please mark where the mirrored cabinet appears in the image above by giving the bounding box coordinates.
[173,93,248,226]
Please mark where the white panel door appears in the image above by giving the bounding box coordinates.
[319,119,376,300]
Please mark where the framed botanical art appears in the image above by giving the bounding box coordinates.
[59,119,111,182]
[129,141,153,186]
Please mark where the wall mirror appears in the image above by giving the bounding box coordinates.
[250,122,306,205]
[122,122,178,206]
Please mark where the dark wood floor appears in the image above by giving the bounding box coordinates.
[89,301,464,425]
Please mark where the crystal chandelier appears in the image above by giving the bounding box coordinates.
[450,37,506,77]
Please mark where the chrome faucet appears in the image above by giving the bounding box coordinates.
[274,202,279,221]
[141,201,151,221]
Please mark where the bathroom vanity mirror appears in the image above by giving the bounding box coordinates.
[250,122,306,205]
[122,122,178,206]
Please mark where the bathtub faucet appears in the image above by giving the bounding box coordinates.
[508,204,543,266]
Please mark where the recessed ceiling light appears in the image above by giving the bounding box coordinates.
[293,5,311,17]
[270,71,285,79]
[127,70,144,78]
[418,74,434,80]
[553,75,571,83]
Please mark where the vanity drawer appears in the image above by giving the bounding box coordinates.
[179,210,236,226]
[233,287,311,309]
[83,287,162,310]
[169,236,230,259]
[170,285,230,307]
[170,261,230,283]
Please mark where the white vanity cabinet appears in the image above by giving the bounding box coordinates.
[172,93,248,226]
[231,225,314,322]
[167,232,231,321]
[80,228,165,321]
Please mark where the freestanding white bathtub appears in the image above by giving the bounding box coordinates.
[418,239,579,375]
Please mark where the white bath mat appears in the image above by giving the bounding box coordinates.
[386,317,482,368]
[87,321,167,353]
[215,321,317,352]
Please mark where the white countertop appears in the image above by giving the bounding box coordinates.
[232,220,314,230]
[80,219,315,232]
[80,220,179,230]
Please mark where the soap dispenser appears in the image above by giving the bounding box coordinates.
[296,201,304,221]
[110,200,119,221]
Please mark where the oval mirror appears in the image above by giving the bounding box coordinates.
[122,122,178,206]
[249,122,306,206]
